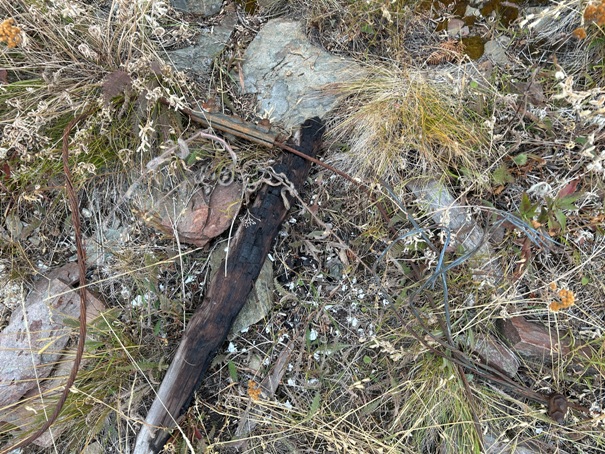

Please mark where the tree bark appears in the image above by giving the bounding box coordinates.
[134,117,325,454]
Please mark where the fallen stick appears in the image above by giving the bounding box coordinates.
[133,117,325,454]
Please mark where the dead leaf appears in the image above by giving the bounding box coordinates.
[102,70,132,104]
[512,237,531,281]
[556,179,579,200]
[548,393,568,424]
[515,80,547,107]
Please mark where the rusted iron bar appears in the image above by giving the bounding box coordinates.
[159,98,282,147]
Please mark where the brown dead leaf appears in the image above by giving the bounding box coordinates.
[556,178,579,199]
[530,219,542,229]
[512,237,531,281]
[516,80,547,107]
[102,70,132,104]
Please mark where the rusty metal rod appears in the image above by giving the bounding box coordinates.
[159,98,280,147]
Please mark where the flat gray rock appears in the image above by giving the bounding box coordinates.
[166,13,236,76]
[0,264,105,410]
[242,19,363,129]
[171,0,222,16]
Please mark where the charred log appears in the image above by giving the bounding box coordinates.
[133,117,325,453]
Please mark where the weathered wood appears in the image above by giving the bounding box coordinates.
[134,117,325,454]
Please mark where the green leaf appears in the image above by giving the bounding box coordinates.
[363,355,372,365]
[519,193,537,220]
[492,165,514,185]
[153,320,162,336]
[581,276,590,285]
[556,194,581,211]
[307,392,322,419]
[575,136,588,145]
[62,317,80,328]
[388,214,406,228]
[512,153,528,165]
[315,343,349,355]
[228,360,238,383]
[85,340,104,350]
[360,398,382,416]
[555,210,567,232]
[186,152,198,166]
[361,23,375,35]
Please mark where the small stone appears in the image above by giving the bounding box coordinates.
[447,18,465,37]
[465,5,482,17]
[497,317,571,363]
[484,39,511,65]
[470,333,519,377]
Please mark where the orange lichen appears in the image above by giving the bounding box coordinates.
[572,27,588,39]
[559,288,575,306]
[247,380,262,401]
[584,1,605,26]
[549,288,575,312]
[549,281,558,292]
[0,18,21,48]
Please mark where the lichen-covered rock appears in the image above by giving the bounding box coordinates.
[166,12,236,76]
[242,19,363,129]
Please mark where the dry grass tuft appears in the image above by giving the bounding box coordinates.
[327,68,487,179]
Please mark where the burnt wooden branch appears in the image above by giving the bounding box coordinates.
[134,117,325,454]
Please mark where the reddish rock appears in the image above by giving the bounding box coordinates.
[0,264,106,446]
[471,333,519,377]
[496,316,592,363]
[152,181,242,247]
